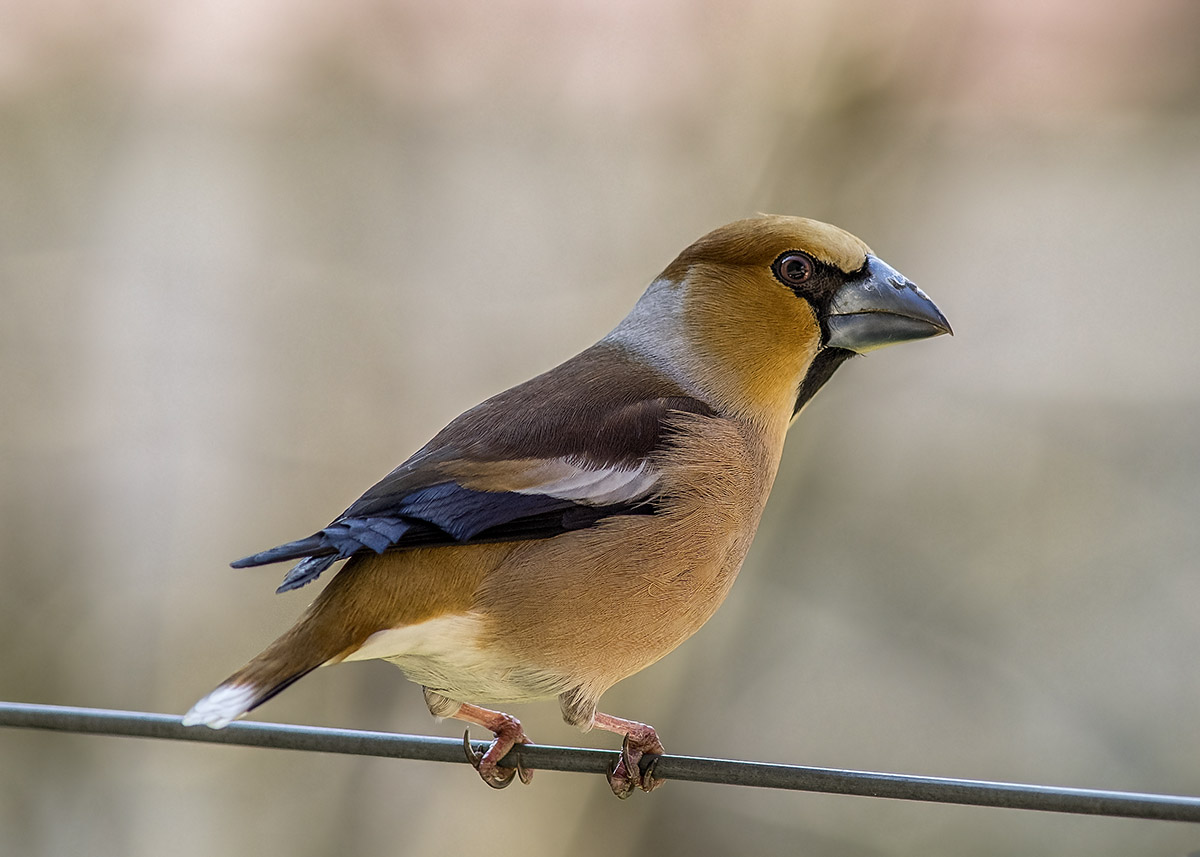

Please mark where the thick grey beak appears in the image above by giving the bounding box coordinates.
[824,255,952,353]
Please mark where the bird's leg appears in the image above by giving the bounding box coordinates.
[424,688,533,788]
[591,712,665,798]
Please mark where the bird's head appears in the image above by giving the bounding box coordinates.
[609,215,951,421]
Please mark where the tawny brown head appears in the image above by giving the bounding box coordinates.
[660,214,874,280]
[612,215,950,420]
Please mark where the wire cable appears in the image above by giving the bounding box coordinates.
[3,701,1198,822]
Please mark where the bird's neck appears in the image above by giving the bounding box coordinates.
[606,275,820,430]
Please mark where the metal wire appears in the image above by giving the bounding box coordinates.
[3,701,1199,822]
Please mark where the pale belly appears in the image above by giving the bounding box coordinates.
[338,612,568,704]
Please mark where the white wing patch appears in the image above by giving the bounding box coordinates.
[511,458,659,505]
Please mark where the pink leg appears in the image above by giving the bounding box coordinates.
[453,701,534,788]
[591,712,665,798]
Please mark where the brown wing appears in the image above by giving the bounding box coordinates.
[231,342,716,592]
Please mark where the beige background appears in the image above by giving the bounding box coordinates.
[3,0,1200,854]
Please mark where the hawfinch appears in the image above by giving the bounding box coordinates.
[184,215,950,797]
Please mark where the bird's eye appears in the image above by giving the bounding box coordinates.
[773,252,814,287]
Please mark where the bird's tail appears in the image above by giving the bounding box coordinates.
[182,605,351,728]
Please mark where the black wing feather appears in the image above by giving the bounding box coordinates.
[231,483,656,592]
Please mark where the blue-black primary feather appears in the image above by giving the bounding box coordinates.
[231,482,656,591]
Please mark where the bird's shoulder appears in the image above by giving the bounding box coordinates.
[362,339,717,502]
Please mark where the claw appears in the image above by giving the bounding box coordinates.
[482,767,517,789]
[463,728,481,766]
[515,747,534,786]
[640,753,663,792]
[607,734,638,799]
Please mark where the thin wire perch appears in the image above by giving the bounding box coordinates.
[2,701,1199,823]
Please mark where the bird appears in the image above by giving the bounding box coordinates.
[183,215,950,797]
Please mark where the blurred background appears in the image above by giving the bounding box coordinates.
[2,0,1200,854]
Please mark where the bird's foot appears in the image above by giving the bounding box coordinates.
[457,704,533,789]
[592,713,664,798]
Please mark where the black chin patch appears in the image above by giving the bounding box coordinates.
[793,348,855,416]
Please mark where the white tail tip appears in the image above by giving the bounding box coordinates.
[182,684,258,729]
